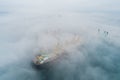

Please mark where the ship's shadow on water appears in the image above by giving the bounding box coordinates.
[31,52,71,80]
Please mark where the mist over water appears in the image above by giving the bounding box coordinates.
[0,0,120,80]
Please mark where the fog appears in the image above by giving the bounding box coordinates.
[0,0,120,80]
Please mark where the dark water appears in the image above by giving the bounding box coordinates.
[0,0,120,80]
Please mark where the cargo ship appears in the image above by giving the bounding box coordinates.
[32,34,81,69]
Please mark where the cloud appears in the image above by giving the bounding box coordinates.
[0,0,120,80]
